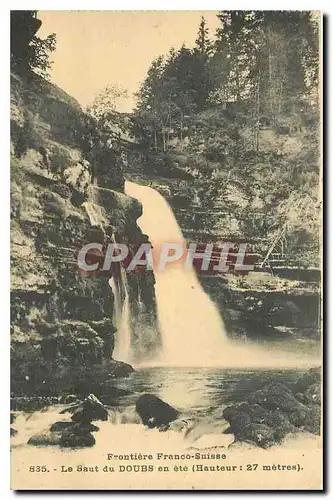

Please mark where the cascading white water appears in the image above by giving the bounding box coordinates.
[110,272,131,362]
[124,180,320,369]
[81,182,317,369]
[83,189,132,363]
[125,180,227,366]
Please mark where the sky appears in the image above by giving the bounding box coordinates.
[38,11,221,112]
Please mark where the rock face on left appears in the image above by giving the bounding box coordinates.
[10,72,144,395]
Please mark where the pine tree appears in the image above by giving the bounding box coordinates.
[195,16,212,55]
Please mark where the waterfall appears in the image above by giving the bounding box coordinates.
[83,187,132,363]
[124,180,320,369]
[125,180,227,366]
[81,182,317,369]
[110,269,131,362]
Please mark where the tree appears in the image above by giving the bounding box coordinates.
[132,10,320,268]
[10,11,56,79]
[84,85,130,189]
[28,33,57,79]
[195,16,212,55]
[87,84,128,118]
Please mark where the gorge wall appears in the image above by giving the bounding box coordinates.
[10,72,157,396]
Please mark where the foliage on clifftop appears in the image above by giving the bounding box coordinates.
[130,12,321,269]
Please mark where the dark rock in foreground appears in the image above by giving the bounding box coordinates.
[293,367,321,394]
[50,421,99,433]
[136,394,180,429]
[247,382,304,413]
[223,368,321,448]
[28,394,103,449]
[28,431,62,446]
[60,393,108,421]
[28,428,96,448]
[70,393,108,423]
[60,431,95,448]
[49,421,76,432]
[10,427,18,437]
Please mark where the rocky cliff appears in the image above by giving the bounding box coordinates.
[10,72,154,396]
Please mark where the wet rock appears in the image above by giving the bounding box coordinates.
[71,409,92,424]
[222,369,322,448]
[71,423,99,434]
[304,383,321,406]
[240,423,276,448]
[59,402,81,415]
[50,420,99,433]
[71,394,108,423]
[136,394,180,429]
[50,421,76,432]
[288,405,320,434]
[223,403,292,446]
[11,428,18,437]
[222,407,251,433]
[234,403,293,438]
[28,431,62,446]
[303,405,321,435]
[295,392,305,403]
[231,403,267,423]
[60,431,95,448]
[289,409,308,427]
[89,319,116,338]
[294,367,321,394]
[59,394,79,405]
[109,359,134,378]
[248,382,303,413]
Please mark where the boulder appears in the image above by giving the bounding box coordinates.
[223,403,292,446]
[248,382,303,413]
[10,428,18,437]
[231,402,293,438]
[69,423,99,435]
[71,394,108,423]
[71,409,93,424]
[109,360,134,378]
[28,431,61,446]
[240,423,276,448]
[50,421,76,432]
[294,367,321,394]
[303,406,321,435]
[136,394,180,429]
[222,407,252,433]
[222,370,322,448]
[304,383,321,406]
[60,431,95,448]
[50,421,99,434]
[289,409,308,427]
